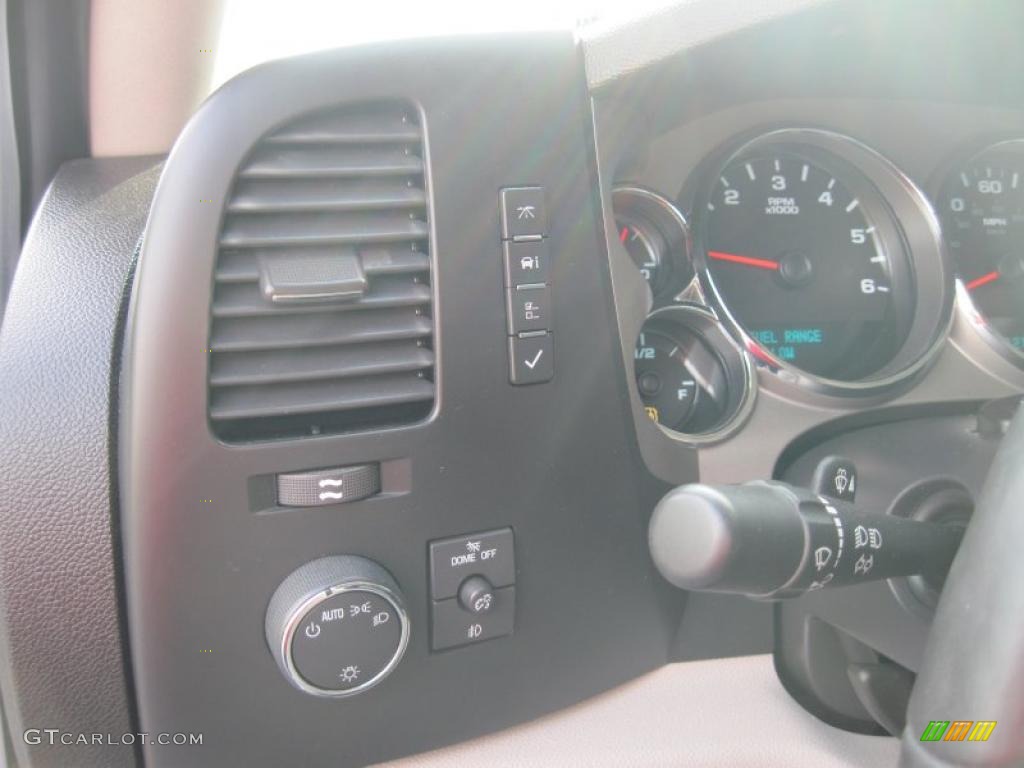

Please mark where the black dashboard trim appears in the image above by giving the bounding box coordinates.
[120,34,680,767]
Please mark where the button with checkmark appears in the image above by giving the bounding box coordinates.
[508,334,553,385]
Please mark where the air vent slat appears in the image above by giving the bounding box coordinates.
[210,341,433,387]
[213,278,430,318]
[227,179,426,213]
[215,247,429,284]
[210,310,432,352]
[264,110,421,145]
[209,373,434,421]
[360,248,431,276]
[208,102,434,440]
[240,147,422,179]
[220,211,427,249]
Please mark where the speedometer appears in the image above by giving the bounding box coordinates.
[938,140,1024,361]
[694,130,950,395]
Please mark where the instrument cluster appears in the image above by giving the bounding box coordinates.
[614,129,1024,443]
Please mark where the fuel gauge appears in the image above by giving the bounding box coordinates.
[634,327,700,429]
[634,306,756,443]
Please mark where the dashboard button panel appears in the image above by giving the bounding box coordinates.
[429,529,517,650]
[501,186,555,385]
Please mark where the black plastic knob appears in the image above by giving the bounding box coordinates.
[458,575,496,614]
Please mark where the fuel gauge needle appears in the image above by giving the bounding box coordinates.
[708,250,780,271]
[965,270,1000,291]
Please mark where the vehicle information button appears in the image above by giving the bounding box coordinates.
[503,239,550,287]
[429,528,515,600]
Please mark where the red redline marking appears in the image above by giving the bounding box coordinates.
[619,226,629,244]
[965,270,1000,291]
[708,250,780,271]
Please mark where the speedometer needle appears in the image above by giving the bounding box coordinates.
[965,270,1000,291]
[708,250,780,271]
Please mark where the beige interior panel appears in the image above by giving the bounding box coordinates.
[376,655,897,767]
[89,0,224,156]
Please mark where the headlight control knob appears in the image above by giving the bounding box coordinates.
[265,556,410,698]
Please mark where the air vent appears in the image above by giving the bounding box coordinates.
[208,103,434,441]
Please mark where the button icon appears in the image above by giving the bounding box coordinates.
[305,621,321,639]
[854,553,874,576]
[814,546,833,572]
[473,594,493,612]
[812,457,857,502]
[833,468,851,496]
[854,525,883,550]
[349,601,372,615]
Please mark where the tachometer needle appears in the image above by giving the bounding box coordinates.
[619,227,629,244]
[708,250,780,271]
[965,270,1000,291]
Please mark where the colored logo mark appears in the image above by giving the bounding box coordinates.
[920,720,997,742]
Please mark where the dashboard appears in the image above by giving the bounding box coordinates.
[1,1,1023,767]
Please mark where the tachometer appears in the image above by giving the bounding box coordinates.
[938,140,1024,360]
[700,143,910,380]
[693,130,950,395]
